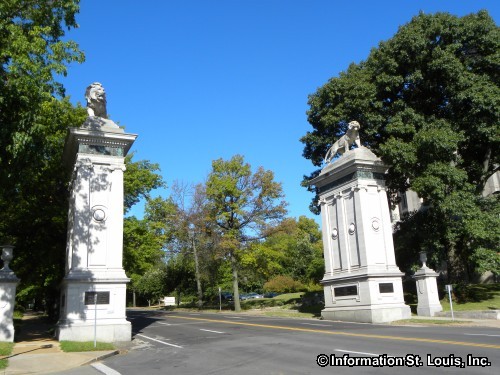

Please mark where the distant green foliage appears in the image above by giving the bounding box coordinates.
[263,275,305,293]
[135,264,168,304]
[124,155,165,213]
[242,216,324,290]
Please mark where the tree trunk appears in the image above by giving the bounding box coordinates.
[480,146,492,193]
[192,237,203,309]
[231,251,241,312]
[132,291,136,308]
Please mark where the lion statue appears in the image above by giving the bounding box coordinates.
[324,121,361,163]
[85,82,107,118]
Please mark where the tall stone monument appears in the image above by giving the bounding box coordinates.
[0,245,19,342]
[309,121,410,323]
[57,83,136,342]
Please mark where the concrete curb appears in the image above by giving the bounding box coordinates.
[435,310,500,320]
[80,349,121,366]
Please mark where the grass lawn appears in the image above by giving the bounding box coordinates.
[60,341,115,352]
[440,283,500,311]
[0,342,14,369]
[273,292,303,300]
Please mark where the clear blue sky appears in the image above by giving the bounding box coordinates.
[61,0,499,222]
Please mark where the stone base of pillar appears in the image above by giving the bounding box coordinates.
[0,323,16,342]
[417,304,443,317]
[57,278,130,343]
[321,272,411,323]
[57,320,131,342]
[322,304,411,323]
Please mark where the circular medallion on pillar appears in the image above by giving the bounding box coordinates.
[348,223,356,235]
[91,205,107,222]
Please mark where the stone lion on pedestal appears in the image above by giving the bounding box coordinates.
[85,82,107,118]
[324,121,361,163]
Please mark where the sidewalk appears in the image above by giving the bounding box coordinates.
[2,312,119,375]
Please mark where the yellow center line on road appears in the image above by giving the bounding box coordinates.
[167,315,500,350]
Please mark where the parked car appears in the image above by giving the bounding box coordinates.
[220,292,233,301]
[239,293,250,300]
[245,292,264,299]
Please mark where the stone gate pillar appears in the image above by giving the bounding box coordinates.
[57,83,137,342]
[0,245,20,342]
[414,252,443,316]
[309,146,411,323]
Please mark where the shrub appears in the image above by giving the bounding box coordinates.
[453,282,474,303]
[263,275,305,293]
[304,282,323,292]
[240,299,284,310]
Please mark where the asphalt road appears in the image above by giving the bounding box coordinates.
[58,309,500,375]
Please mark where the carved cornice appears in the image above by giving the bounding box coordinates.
[63,127,137,170]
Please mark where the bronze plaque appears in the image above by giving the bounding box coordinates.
[379,283,394,293]
[84,291,110,305]
[334,285,358,297]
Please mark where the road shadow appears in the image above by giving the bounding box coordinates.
[127,309,170,335]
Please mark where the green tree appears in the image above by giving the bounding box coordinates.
[135,263,168,306]
[123,216,165,306]
[1,97,86,316]
[263,275,305,293]
[164,254,196,306]
[0,0,84,185]
[205,155,287,311]
[247,216,324,287]
[301,11,499,280]
[144,182,220,308]
[0,0,84,317]
[124,155,165,213]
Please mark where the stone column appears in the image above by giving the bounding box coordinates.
[0,245,20,342]
[308,147,411,323]
[57,114,136,342]
[414,252,443,316]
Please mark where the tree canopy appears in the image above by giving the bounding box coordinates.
[301,11,499,280]
[0,1,85,313]
[206,155,287,310]
[242,216,324,289]
[0,1,84,186]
